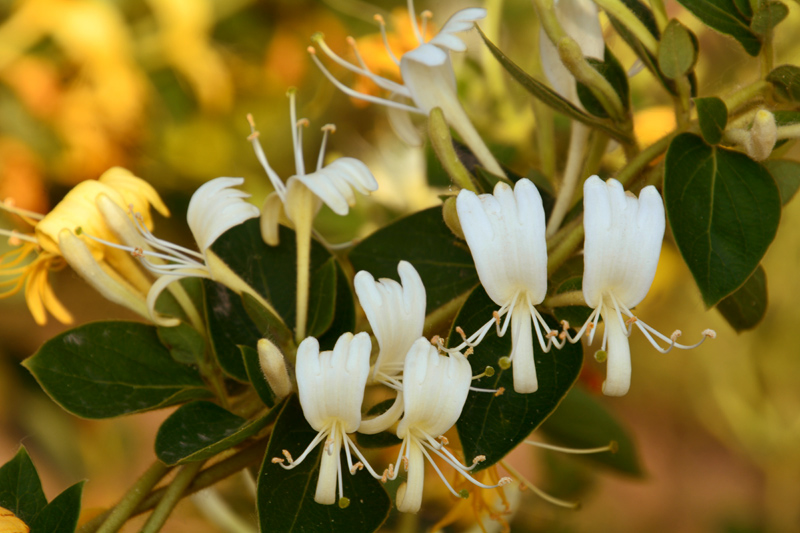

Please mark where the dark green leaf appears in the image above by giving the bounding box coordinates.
[539,387,644,477]
[241,292,294,356]
[658,19,699,79]
[733,0,753,19]
[157,322,205,365]
[28,481,84,533]
[0,447,47,523]
[763,159,800,204]
[475,25,633,144]
[664,133,781,306]
[676,0,761,56]
[451,286,583,471]
[209,220,331,331]
[767,65,800,103]
[750,1,789,36]
[307,258,337,338]
[204,281,260,381]
[355,431,403,449]
[156,400,278,465]
[314,261,356,352]
[258,396,390,533]
[240,345,277,407]
[716,265,768,331]
[695,97,728,145]
[24,322,210,418]
[350,207,479,314]
[576,50,631,118]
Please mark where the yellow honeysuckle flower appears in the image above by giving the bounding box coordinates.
[0,167,169,325]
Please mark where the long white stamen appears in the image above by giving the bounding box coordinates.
[342,36,408,95]
[307,50,424,115]
[276,429,330,470]
[317,124,335,171]
[0,200,44,222]
[373,14,401,66]
[0,228,38,245]
[406,0,424,44]
[500,460,579,509]
[131,213,205,261]
[289,91,306,176]
[423,440,509,490]
[343,434,383,479]
[420,10,432,41]
[247,114,287,202]
[524,439,617,454]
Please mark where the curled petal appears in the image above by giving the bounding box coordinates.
[98,167,171,223]
[428,8,488,52]
[260,192,284,246]
[187,177,259,252]
[291,158,378,216]
[582,176,665,309]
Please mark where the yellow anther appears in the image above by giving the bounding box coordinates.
[271,457,285,464]
[281,449,294,463]
[494,387,505,397]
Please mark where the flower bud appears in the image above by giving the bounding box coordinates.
[744,109,777,161]
[442,197,464,240]
[257,338,293,399]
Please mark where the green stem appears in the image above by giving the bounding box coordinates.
[614,131,677,188]
[546,215,582,252]
[542,290,586,308]
[79,441,268,533]
[593,0,659,55]
[547,223,584,276]
[722,80,771,113]
[141,461,205,533]
[530,15,557,180]
[648,0,668,31]
[428,108,478,192]
[94,461,171,533]
[776,123,800,140]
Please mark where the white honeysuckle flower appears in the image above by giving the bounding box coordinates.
[247,90,378,246]
[385,338,510,514]
[273,332,381,506]
[354,260,426,435]
[308,2,505,177]
[84,177,261,326]
[455,179,562,394]
[562,176,715,396]
[539,0,605,106]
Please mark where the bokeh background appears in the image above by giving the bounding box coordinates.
[1,0,799,531]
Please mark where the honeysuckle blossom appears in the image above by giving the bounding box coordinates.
[0,167,168,324]
[273,332,380,506]
[83,176,262,326]
[354,260,426,434]
[386,338,511,514]
[456,179,562,394]
[562,176,715,396]
[308,2,505,177]
[247,90,378,247]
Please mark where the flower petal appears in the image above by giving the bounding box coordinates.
[291,158,378,216]
[582,176,665,309]
[428,8,487,52]
[187,177,259,252]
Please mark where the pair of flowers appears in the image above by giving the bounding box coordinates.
[456,176,714,397]
[274,261,509,513]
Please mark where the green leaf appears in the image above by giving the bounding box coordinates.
[157,322,205,365]
[451,286,583,471]
[763,159,800,204]
[733,0,753,19]
[24,322,210,419]
[664,133,781,306]
[475,25,633,144]
[576,50,631,118]
[0,447,47,524]
[307,258,337,338]
[716,265,767,331]
[767,65,800,103]
[750,1,789,36]
[539,387,644,477]
[314,261,356,352]
[349,207,479,314]
[156,400,279,465]
[258,396,391,533]
[658,19,699,80]
[695,97,728,145]
[209,220,332,331]
[28,481,84,533]
[241,292,294,356]
[205,281,262,381]
[676,0,762,56]
[240,345,278,408]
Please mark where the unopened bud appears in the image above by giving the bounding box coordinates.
[258,338,293,399]
[744,109,777,161]
[443,197,465,240]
